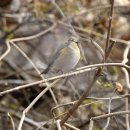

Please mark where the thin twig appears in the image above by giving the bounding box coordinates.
[89,119,94,130]
[122,43,130,89]
[0,62,130,96]
[8,113,16,130]
[56,120,62,130]
[91,111,130,120]
[121,42,130,130]
[104,0,114,57]
[0,79,29,85]
[87,94,130,100]
[0,40,11,61]
[125,90,129,130]
[16,113,47,130]
[76,63,130,70]
[103,89,116,130]
[64,122,80,130]
[90,39,104,57]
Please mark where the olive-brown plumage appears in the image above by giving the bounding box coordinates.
[43,36,80,74]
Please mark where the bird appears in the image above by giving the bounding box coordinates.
[42,36,81,74]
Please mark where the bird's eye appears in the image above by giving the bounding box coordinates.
[70,38,74,41]
[70,37,78,43]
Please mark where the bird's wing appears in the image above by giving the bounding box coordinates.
[42,43,68,74]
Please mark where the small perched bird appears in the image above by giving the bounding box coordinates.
[42,36,80,74]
